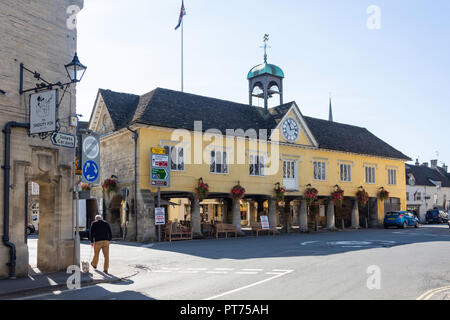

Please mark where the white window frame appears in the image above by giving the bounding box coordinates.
[388,168,397,185]
[249,154,265,177]
[340,163,352,182]
[365,166,376,184]
[210,150,229,174]
[167,145,185,172]
[313,161,326,181]
[283,159,296,179]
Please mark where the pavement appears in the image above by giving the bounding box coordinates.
[0,238,140,300]
[4,224,450,300]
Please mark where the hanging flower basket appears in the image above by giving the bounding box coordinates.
[356,186,369,207]
[80,183,92,191]
[331,185,345,207]
[230,184,246,200]
[378,187,389,201]
[274,182,286,202]
[102,177,119,196]
[304,184,319,207]
[195,178,209,200]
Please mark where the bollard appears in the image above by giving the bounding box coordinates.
[314,219,318,232]
[342,218,345,230]
[365,218,369,229]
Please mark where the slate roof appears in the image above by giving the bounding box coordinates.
[96,87,410,161]
[99,89,140,129]
[405,164,450,187]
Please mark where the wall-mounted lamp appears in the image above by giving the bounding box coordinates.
[0,89,8,96]
[19,52,87,94]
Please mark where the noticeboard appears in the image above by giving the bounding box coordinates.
[260,216,270,230]
[155,207,165,225]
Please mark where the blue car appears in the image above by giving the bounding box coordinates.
[384,211,419,229]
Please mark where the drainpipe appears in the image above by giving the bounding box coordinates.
[2,122,29,279]
[127,126,138,241]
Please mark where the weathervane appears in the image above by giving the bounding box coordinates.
[261,34,270,63]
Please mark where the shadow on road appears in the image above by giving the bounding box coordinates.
[128,225,450,260]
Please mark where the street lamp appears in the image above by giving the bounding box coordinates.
[64,52,87,83]
[19,52,87,94]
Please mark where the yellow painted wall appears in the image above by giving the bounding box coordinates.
[138,126,406,222]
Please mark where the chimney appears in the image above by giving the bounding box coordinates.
[443,164,448,173]
[431,159,438,169]
[422,162,429,167]
[415,159,420,166]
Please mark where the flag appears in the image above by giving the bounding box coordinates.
[174,1,186,30]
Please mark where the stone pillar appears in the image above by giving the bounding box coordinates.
[351,199,360,229]
[249,201,258,226]
[283,201,291,233]
[299,199,308,232]
[268,197,278,233]
[191,196,203,238]
[231,197,244,235]
[292,200,299,226]
[327,199,336,230]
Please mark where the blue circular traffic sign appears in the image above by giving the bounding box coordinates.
[83,160,99,182]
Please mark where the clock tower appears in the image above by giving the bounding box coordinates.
[248,35,284,109]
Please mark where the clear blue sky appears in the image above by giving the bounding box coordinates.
[76,0,450,167]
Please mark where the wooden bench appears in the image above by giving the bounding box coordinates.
[251,222,276,237]
[215,223,237,239]
[164,221,193,242]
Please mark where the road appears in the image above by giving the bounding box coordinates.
[24,224,450,300]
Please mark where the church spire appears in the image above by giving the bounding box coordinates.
[329,94,333,122]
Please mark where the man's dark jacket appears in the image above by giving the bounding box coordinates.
[89,220,112,243]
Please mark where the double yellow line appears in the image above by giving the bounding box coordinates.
[416,285,450,300]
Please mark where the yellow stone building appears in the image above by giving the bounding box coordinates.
[88,59,410,242]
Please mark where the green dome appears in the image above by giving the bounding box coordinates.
[247,63,285,79]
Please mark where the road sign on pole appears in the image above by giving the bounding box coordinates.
[150,147,170,188]
[81,133,100,185]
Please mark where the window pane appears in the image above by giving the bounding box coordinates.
[223,152,228,173]
[249,155,254,175]
[178,148,184,171]
[210,151,215,173]
[216,151,222,173]
[260,156,265,176]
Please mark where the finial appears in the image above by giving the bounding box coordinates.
[262,34,270,63]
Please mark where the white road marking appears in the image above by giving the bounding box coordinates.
[241,269,263,272]
[204,270,294,300]
[178,271,200,274]
[187,268,208,271]
[235,272,259,275]
[214,268,234,271]
[206,271,228,274]
[300,241,319,246]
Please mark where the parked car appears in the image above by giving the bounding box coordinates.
[384,211,419,229]
[425,209,447,224]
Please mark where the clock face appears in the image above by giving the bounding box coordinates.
[282,118,299,142]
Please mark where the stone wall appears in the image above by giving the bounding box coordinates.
[0,0,83,278]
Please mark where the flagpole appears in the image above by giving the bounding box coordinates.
[181,19,184,92]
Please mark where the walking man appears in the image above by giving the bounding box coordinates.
[90,215,112,274]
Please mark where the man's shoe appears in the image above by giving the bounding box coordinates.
[91,263,97,269]
[103,270,108,274]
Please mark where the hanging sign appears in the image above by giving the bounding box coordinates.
[29,89,58,134]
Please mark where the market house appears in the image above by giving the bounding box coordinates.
[87,57,410,242]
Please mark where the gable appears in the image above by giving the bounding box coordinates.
[269,102,318,147]
[88,93,115,134]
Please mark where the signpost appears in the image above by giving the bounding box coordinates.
[50,132,75,148]
[81,134,100,185]
[151,147,171,241]
[155,208,166,225]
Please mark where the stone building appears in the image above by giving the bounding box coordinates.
[87,55,410,243]
[0,0,84,279]
[406,160,450,222]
